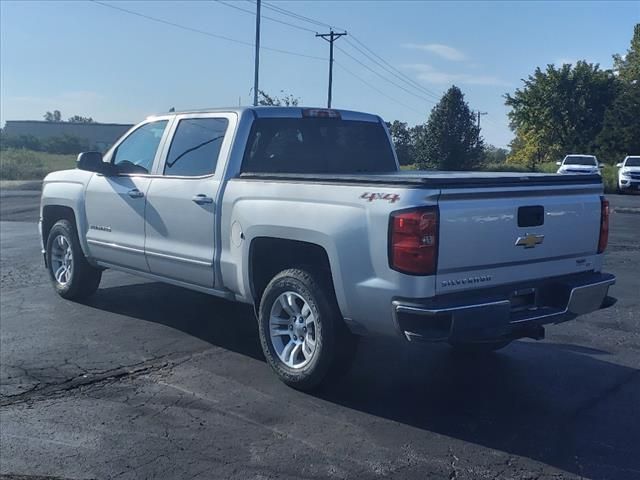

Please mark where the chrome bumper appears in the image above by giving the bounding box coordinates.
[392,272,616,343]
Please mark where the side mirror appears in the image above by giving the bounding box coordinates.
[616,163,623,168]
[598,163,604,169]
[556,161,562,166]
[77,151,107,174]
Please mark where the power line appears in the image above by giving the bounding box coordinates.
[232,0,428,115]
[345,37,441,101]
[258,0,343,31]
[213,0,317,34]
[93,0,436,119]
[90,0,325,61]
[244,0,442,101]
[336,46,436,105]
[243,0,442,107]
[334,61,426,116]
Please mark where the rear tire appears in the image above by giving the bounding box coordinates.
[257,268,356,391]
[449,340,511,354]
[46,219,102,300]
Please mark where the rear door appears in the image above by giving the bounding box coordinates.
[144,113,235,287]
[435,183,603,294]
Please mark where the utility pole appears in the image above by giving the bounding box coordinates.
[316,30,347,108]
[475,110,487,142]
[253,0,261,106]
[476,110,487,130]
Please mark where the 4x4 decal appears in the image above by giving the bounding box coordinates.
[360,192,400,203]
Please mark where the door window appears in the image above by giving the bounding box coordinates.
[112,120,168,174]
[164,118,229,177]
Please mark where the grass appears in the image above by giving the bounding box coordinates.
[0,148,76,180]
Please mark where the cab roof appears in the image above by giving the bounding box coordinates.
[152,106,382,123]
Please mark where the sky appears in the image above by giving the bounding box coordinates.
[1,1,638,148]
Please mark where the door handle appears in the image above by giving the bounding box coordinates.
[192,194,214,205]
[127,188,144,199]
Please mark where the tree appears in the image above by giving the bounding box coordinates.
[419,85,484,170]
[67,115,95,123]
[257,90,300,106]
[386,120,414,166]
[613,23,640,83]
[597,24,640,162]
[43,110,62,122]
[484,145,509,164]
[410,123,428,165]
[505,62,618,165]
[596,81,640,162]
[506,130,557,171]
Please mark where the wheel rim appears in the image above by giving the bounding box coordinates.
[269,291,317,369]
[50,234,73,286]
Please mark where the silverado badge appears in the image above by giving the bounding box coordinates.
[515,233,544,248]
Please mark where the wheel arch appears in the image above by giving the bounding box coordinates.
[248,237,341,315]
[42,205,77,242]
[41,179,92,258]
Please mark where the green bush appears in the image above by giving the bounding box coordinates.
[0,149,76,180]
[483,162,528,172]
[0,132,90,155]
[0,133,42,151]
[536,162,559,173]
[601,165,618,194]
[44,135,90,154]
[399,163,419,171]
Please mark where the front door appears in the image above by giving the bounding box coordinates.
[85,119,170,271]
[144,114,232,287]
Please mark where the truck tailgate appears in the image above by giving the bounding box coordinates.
[436,183,604,294]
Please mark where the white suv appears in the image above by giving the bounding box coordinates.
[616,155,640,193]
[556,154,602,175]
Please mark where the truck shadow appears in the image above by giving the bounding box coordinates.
[85,280,640,479]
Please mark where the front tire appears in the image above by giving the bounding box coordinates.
[46,219,102,300]
[257,268,355,391]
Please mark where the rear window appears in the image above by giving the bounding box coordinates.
[564,156,597,166]
[165,117,228,176]
[241,118,396,174]
[625,157,640,166]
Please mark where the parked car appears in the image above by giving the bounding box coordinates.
[39,107,616,390]
[556,154,602,175]
[616,155,640,193]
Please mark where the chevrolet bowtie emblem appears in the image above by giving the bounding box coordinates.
[515,233,544,248]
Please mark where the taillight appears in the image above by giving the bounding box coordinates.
[598,196,609,253]
[389,207,439,275]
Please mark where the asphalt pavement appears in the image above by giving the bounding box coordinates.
[1,190,639,480]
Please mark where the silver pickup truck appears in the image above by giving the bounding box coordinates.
[39,107,616,390]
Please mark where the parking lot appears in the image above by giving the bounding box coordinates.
[1,189,639,480]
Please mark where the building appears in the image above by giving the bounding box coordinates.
[3,120,133,151]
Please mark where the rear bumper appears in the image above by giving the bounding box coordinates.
[392,271,616,343]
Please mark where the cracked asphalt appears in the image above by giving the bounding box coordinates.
[1,191,639,480]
